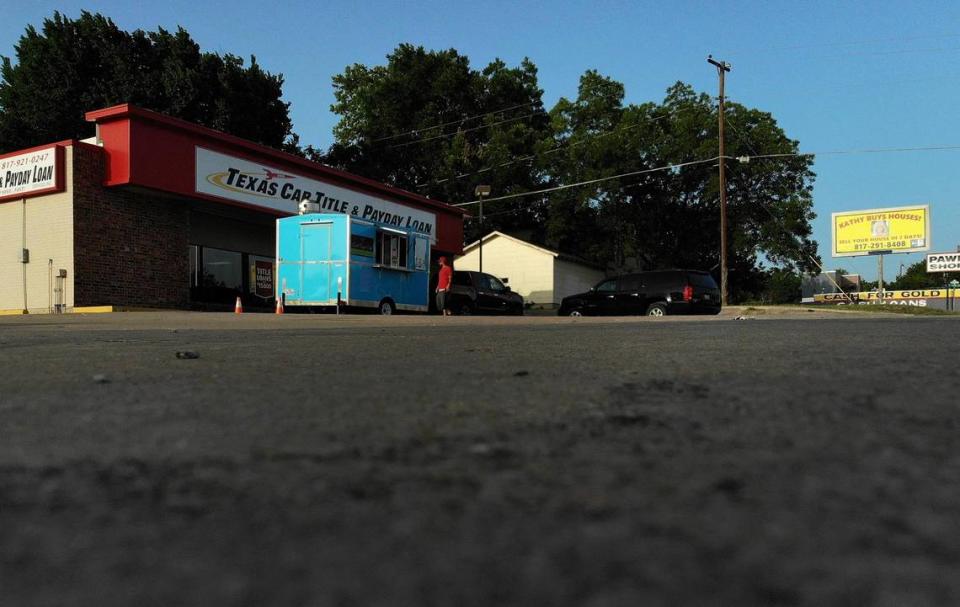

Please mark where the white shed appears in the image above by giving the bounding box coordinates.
[455,231,605,309]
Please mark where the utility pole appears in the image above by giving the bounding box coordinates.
[474,185,491,273]
[708,55,731,306]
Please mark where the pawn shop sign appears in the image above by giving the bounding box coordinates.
[926,252,960,273]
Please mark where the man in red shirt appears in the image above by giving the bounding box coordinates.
[436,256,453,316]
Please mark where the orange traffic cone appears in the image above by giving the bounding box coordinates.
[275,297,284,315]
[234,296,243,314]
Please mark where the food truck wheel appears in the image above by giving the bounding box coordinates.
[378,299,396,315]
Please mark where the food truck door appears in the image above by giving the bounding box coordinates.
[300,222,334,302]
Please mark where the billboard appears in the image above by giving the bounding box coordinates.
[831,205,930,257]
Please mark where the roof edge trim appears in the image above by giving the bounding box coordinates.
[84,104,466,216]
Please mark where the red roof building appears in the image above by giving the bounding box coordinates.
[0,105,465,313]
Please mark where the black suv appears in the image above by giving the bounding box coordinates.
[558,270,721,317]
[448,271,524,315]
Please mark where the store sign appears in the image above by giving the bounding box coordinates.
[813,289,946,306]
[831,205,930,257]
[926,252,960,272]
[195,147,437,241]
[0,145,63,202]
[254,260,274,298]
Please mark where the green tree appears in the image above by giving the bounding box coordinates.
[325,44,551,241]
[326,49,819,299]
[0,11,296,153]
[761,268,802,304]
[541,78,818,298]
[888,260,946,290]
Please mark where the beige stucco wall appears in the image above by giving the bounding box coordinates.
[0,146,75,313]
[455,236,555,306]
[554,258,606,304]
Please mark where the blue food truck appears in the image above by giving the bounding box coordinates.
[276,212,431,314]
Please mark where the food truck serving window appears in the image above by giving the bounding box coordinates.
[376,230,408,269]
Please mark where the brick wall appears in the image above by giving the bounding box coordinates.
[73,144,190,307]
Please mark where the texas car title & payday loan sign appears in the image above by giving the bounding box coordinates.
[195,148,436,241]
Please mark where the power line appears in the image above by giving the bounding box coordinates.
[460,123,842,301]
[382,110,544,150]
[726,68,960,98]
[721,32,960,55]
[416,108,695,189]
[733,144,960,161]
[833,45,960,58]
[723,117,853,301]
[465,206,530,221]
[457,116,956,298]
[415,121,650,189]
[453,157,720,207]
[719,113,960,160]
[723,133,959,299]
[802,71,960,90]
[454,131,960,212]
[719,99,960,159]
[368,101,537,143]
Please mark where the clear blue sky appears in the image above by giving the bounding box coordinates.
[3,0,958,280]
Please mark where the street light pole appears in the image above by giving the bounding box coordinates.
[708,55,731,306]
[475,185,491,273]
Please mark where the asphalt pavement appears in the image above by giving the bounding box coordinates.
[1,310,958,606]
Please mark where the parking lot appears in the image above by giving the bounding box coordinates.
[1,310,959,606]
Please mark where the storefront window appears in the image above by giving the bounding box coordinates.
[189,245,277,307]
[202,247,243,290]
[189,245,199,288]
